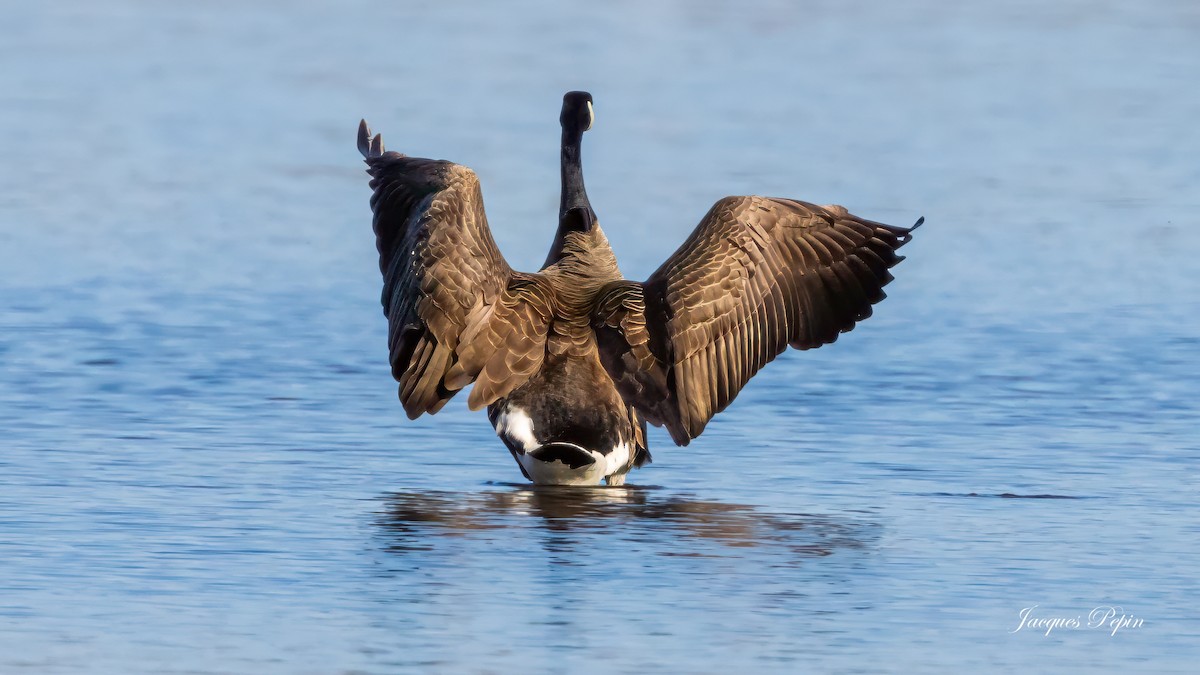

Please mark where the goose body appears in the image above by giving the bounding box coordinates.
[359,91,921,485]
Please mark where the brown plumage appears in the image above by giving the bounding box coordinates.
[359,92,921,485]
[360,128,556,419]
[593,197,920,445]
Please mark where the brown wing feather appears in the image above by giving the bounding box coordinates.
[593,195,921,445]
[361,120,551,418]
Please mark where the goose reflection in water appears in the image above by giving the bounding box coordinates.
[375,487,877,561]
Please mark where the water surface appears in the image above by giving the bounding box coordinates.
[2,1,1198,672]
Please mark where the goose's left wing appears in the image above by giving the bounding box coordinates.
[592,196,921,445]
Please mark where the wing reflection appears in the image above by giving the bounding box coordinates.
[375,486,876,561]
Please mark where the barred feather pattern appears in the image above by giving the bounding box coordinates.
[362,121,554,418]
[593,196,920,445]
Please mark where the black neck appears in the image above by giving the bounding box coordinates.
[559,127,593,219]
[543,126,595,268]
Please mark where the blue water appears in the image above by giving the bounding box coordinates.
[2,1,1199,672]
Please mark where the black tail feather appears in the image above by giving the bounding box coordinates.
[357,119,385,159]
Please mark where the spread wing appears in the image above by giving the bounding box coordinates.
[593,196,921,445]
[360,120,555,418]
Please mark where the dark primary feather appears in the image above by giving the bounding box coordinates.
[593,196,921,445]
[360,120,554,418]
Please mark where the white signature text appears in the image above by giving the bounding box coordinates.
[1011,605,1144,636]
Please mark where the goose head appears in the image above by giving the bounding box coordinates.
[560,90,594,135]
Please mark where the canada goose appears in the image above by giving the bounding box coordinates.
[358,91,921,486]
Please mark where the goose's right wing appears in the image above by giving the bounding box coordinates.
[593,196,921,445]
[360,121,554,418]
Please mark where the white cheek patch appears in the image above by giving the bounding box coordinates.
[586,100,594,130]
